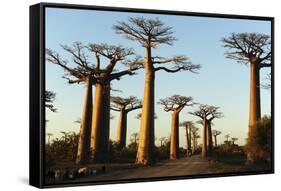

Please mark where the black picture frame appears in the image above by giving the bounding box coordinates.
[30,2,274,188]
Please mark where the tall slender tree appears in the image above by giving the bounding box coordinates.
[46,42,142,164]
[130,133,139,145]
[110,96,142,148]
[222,33,271,130]
[231,137,238,145]
[190,105,222,158]
[225,134,230,143]
[88,44,143,163]
[207,109,222,153]
[46,44,94,164]
[212,129,221,147]
[196,119,214,148]
[190,126,200,154]
[159,95,194,159]
[180,121,194,157]
[114,17,200,165]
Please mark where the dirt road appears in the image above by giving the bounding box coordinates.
[47,155,251,185]
[76,155,242,182]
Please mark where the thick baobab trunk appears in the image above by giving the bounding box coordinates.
[116,109,127,148]
[76,76,93,164]
[136,47,155,165]
[207,122,213,153]
[91,82,111,163]
[249,63,261,128]
[201,115,207,159]
[247,63,261,162]
[170,111,180,159]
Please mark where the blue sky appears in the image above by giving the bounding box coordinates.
[45,7,271,147]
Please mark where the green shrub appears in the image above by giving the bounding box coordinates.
[245,115,272,163]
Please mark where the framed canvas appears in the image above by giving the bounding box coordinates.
[29,2,274,188]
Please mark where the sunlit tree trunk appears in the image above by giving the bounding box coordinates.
[136,47,155,165]
[116,108,128,148]
[91,82,111,163]
[207,121,213,153]
[249,63,261,128]
[76,76,93,164]
[170,111,179,159]
[201,114,207,159]
[247,62,261,161]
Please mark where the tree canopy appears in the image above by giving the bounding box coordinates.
[159,95,194,112]
[110,96,142,112]
[45,90,57,112]
[222,33,271,66]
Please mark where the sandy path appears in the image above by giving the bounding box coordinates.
[79,155,219,181]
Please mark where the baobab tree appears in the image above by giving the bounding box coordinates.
[46,42,142,164]
[87,44,143,163]
[205,107,222,153]
[212,129,221,147]
[196,119,214,149]
[222,33,271,130]
[46,43,95,164]
[114,17,200,165]
[189,105,222,158]
[110,96,142,148]
[231,137,238,145]
[159,95,194,159]
[225,134,230,143]
[45,90,57,112]
[179,121,193,157]
[159,137,168,147]
[190,126,200,154]
[130,132,139,145]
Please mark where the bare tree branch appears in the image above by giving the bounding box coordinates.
[159,95,194,112]
[154,56,200,73]
[88,43,134,72]
[113,17,176,48]
[60,42,92,71]
[189,104,222,121]
[45,90,57,112]
[111,96,142,112]
[222,32,271,66]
